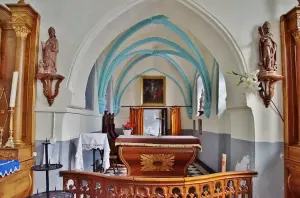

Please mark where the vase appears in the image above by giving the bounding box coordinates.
[123,129,132,136]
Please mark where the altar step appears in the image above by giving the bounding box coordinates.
[104,162,210,177]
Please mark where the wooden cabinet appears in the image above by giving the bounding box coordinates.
[281,5,300,198]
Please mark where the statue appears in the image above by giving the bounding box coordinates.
[198,89,204,116]
[38,27,59,74]
[258,21,277,71]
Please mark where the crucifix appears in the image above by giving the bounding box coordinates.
[155,111,164,136]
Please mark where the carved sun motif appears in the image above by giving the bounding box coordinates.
[140,154,175,172]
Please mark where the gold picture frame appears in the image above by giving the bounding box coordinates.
[140,75,166,106]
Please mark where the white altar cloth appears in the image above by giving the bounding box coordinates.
[75,133,110,171]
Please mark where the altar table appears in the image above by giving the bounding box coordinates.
[75,133,110,171]
[115,135,201,177]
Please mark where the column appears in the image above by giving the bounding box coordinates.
[0,27,2,80]
[106,78,114,113]
[12,25,30,145]
[292,30,300,145]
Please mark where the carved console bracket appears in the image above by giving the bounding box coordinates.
[258,71,283,107]
[36,73,64,106]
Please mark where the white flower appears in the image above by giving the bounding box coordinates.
[247,70,260,81]
[33,152,37,157]
[241,76,261,92]
[228,70,261,93]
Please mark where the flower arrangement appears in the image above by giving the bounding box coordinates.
[227,70,284,122]
[122,121,135,130]
[227,70,261,92]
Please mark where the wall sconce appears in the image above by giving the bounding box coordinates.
[36,73,64,106]
[257,21,283,107]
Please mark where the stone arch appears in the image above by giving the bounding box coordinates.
[68,0,248,110]
[113,54,193,117]
[114,68,191,117]
[97,18,212,116]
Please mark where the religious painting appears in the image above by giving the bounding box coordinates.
[141,76,166,106]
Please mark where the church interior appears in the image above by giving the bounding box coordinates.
[0,0,300,197]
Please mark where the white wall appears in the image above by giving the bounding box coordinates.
[0,0,293,142]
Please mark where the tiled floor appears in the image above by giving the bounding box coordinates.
[104,162,209,177]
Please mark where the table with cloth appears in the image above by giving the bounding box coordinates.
[115,135,201,177]
[75,133,110,172]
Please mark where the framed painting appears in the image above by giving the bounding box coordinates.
[140,76,166,106]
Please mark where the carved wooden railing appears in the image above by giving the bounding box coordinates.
[60,170,257,197]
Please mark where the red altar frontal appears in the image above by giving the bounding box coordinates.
[115,135,202,177]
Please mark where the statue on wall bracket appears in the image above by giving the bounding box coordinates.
[257,21,283,108]
[37,27,64,106]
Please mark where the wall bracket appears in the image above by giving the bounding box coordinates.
[36,73,64,106]
[258,71,283,108]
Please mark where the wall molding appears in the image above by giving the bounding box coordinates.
[35,107,103,117]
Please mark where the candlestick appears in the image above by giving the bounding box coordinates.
[9,72,19,108]
[4,108,15,148]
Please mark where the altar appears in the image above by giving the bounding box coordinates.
[115,135,201,177]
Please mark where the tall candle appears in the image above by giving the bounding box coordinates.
[9,72,19,108]
[221,153,227,172]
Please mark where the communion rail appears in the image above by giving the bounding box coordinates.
[60,170,257,198]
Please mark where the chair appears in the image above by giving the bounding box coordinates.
[107,130,119,174]
[102,112,119,174]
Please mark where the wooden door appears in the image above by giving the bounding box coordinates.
[281,6,300,197]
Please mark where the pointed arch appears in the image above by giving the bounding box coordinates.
[68,0,247,112]
[115,68,192,117]
[98,49,211,117]
[113,54,193,117]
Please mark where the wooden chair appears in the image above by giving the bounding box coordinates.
[107,130,119,174]
[102,111,119,173]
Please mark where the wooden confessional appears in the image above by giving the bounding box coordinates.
[281,3,300,197]
[0,2,40,197]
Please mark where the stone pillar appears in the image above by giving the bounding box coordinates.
[12,25,30,145]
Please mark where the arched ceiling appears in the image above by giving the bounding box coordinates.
[95,15,215,117]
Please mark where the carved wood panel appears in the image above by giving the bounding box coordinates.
[60,170,257,198]
[281,5,300,198]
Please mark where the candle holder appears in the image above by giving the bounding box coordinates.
[27,139,72,198]
[4,108,14,148]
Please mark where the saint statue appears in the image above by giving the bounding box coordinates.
[198,89,205,116]
[258,21,277,71]
[39,27,59,74]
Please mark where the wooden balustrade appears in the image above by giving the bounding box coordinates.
[60,170,257,198]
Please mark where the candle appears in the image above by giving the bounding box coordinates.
[221,153,227,172]
[9,72,19,108]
